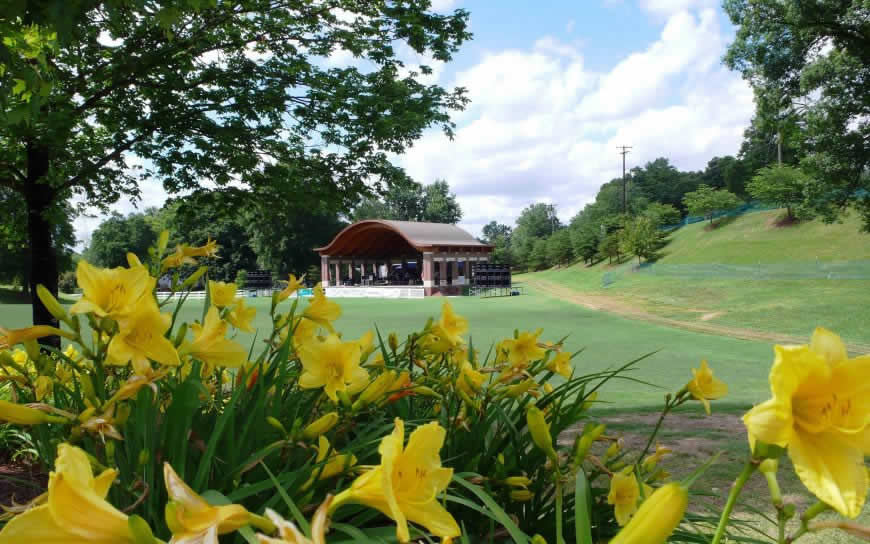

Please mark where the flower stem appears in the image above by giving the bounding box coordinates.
[638,394,672,463]
[554,477,565,544]
[711,460,757,544]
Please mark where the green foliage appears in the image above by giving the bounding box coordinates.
[747,165,811,219]
[57,270,77,293]
[86,212,157,268]
[642,202,681,228]
[482,222,514,265]
[546,229,574,267]
[234,269,248,289]
[528,237,551,271]
[682,185,742,225]
[631,158,703,212]
[571,227,600,265]
[597,231,622,264]
[724,0,870,229]
[512,204,560,271]
[619,216,660,264]
[351,179,463,224]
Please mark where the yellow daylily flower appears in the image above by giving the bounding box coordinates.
[687,360,728,415]
[164,462,250,544]
[607,468,641,526]
[298,334,368,402]
[162,246,197,271]
[277,274,306,301]
[642,443,672,472]
[209,281,237,307]
[743,327,870,518]
[421,325,453,355]
[503,329,546,368]
[257,500,331,544]
[303,436,357,488]
[437,301,468,346]
[107,302,180,375]
[0,325,74,349]
[456,361,486,396]
[332,418,460,543]
[0,443,133,543]
[63,344,81,362]
[185,307,248,368]
[184,238,219,258]
[609,482,687,544]
[547,351,572,378]
[302,283,341,332]
[34,375,53,401]
[69,260,156,319]
[227,297,257,333]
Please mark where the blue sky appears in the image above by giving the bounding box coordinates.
[74,0,755,245]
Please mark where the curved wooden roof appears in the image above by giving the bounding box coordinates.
[316,220,491,256]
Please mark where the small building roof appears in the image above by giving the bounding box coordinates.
[316,219,491,256]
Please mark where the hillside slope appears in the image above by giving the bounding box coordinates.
[518,209,870,345]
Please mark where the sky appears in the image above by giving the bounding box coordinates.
[73,0,756,246]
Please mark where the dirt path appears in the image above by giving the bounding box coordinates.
[525,278,870,353]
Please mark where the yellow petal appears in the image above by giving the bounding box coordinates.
[789,430,867,518]
[743,398,793,448]
[380,420,408,542]
[0,504,110,544]
[47,472,131,541]
[810,327,848,366]
[399,498,461,539]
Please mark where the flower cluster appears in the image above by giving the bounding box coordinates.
[0,233,867,543]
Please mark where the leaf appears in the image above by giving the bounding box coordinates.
[574,470,593,544]
[452,474,529,544]
[12,78,26,95]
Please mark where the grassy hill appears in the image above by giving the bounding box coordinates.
[517,209,870,345]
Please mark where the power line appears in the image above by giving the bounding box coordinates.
[617,145,632,214]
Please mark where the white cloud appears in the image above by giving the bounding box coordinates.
[430,0,459,12]
[398,9,754,236]
[640,0,716,16]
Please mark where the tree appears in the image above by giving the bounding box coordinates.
[481,222,512,245]
[682,185,742,225]
[747,165,810,220]
[619,217,660,264]
[597,231,621,264]
[421,180,462,224]
[632,158,702,212]
[529,238,551,271]
[571,226,600,265]
[86,212,157,268]
[511,203,560,271]
[546,229,574,267]
[641,202,681,228]
[1,1,470,335]
[724,0,870,229]
[167,191,259,282]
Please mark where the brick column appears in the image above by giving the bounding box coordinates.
[422,252,434,295]
[334,262,340,286]
[347,261,353,284]
[321,256,330,287]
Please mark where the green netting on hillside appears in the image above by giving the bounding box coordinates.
[602,260,870,287]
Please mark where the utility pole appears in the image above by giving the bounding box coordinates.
[617,145,632,213]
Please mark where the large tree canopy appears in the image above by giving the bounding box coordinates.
[351,178,462,224]
[1,0,471,332]
[724,0,870,229]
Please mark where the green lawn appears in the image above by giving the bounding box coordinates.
[1,291,775,409]
[517,210,870,345]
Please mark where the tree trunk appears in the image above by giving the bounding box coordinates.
[786,206,793,220]
[24,143,61,348]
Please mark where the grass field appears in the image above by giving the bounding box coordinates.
[518,209,870,344]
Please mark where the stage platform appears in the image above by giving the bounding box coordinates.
[324,285,425,299]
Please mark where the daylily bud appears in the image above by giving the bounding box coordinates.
[36,285,70,325]
[572,423,606,467]
[531,535,548,544]
[157,230,170,254]
[126,253,143,268]
[354,371,395,409]
[182,266,208,289]
[388,332,399,352]
[267,417,288,435]
[609,483,688,544]
[526,407,558,464]
[173,322,188,347]
[509,489,534,502]
[505,476,532,488]
[506,379,536,398]
[605,440,622,459]
[138,449,150,466]
[0,400,68,424]
[412,385,441,398]
[302,412,339,439]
